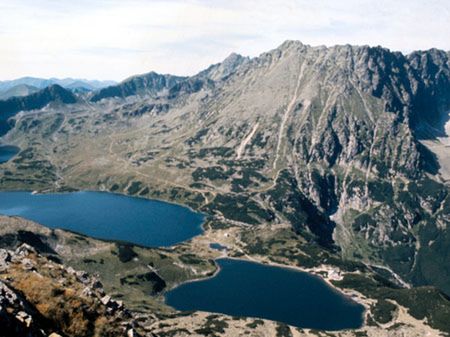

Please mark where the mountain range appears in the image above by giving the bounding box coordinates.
[1,41,450,336]
[0,77,116,100]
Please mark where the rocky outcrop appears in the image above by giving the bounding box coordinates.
[0,278,48,337]
[0,243,143,337]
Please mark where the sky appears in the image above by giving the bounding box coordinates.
[0,0,449,81]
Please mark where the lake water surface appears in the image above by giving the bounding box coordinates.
[0,145,20,163]
[165,258,365,330]
[0,191,204,247]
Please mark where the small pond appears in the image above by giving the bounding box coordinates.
[0,145,19,163]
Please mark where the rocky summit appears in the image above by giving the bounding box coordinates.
[0,40,450,336]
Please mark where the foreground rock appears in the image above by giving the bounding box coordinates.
[0,243,143,337]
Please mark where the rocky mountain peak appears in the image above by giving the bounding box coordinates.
[195,52,249,82]
[219,52,247,74]
[277,39,306,51]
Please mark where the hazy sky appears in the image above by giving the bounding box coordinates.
[1,0,449,81]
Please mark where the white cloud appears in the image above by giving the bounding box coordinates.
[0,0,449,81]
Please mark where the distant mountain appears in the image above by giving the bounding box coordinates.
[48,78,116,90]
[0,77,54,91]
[0,84,39,100]
[89,71,185,102]
[64,80,96,91]
[0,84,77,136]
[0,77,116,96]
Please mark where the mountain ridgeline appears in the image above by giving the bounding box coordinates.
[1,41,450,298]
[0,77,116,95]
[0,85,77,136]
[89,72,186,102]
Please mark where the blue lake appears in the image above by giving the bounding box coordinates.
[0,191,204,247]
[0,145,20,163]
[165,258,365,330]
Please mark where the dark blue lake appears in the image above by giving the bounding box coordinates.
[0,145,19,163]
[0,191,204,247]
[165,258,365,330]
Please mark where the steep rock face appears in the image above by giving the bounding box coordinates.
[170,41,438,220]
[407,49,450,134]
[171,42,429,180]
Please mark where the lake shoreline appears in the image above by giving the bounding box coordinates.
[166,254,369,311]
[165,257,366,331]
[0,190,205,248]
